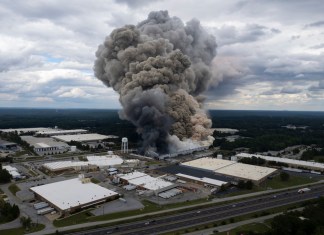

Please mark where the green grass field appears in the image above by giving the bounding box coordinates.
[265,174,318,189]
[8,184,20,196]
[0,224,45,235]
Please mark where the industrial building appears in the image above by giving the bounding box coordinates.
[2,165,21,179]
[52,133,117,148]
[30,176,119,215]
[42,155,124,173]
[181,157,277,184]
[21,136,70,156]
[36,129,88,136]
[175,173,228,187]
[42,161,93,173]
[86,155,123,168]
[0,139,17,150]
[181,158,235,171]
[214,163,277,183]
[236,153,324,172]
[53,133,117,143]
[117,171,175,195]
[0,128,55,134]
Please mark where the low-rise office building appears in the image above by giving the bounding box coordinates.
[21,136,70,156]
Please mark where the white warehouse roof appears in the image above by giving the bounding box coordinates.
[2,165,21,178]
[30,178,118,211]
[119,172,174,191]
[118,171,147,181]
[236,153,324,170]
[0,128,54,134]
[43,161,89,171]
[181,157,235,171]
[87,155,123,167]
[176,173,227,186]
[214,163,277,181]
[52,133,111,142]
[43,155,124,171]
[36,129,87,136]
[182,157,277,182]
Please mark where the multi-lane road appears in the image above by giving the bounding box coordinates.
[68,184,324,235]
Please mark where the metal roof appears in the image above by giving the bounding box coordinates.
[30,178,118,211]
[236,153,324,170]
[52,133,112,142]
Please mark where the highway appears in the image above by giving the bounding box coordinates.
[68,184,324,235]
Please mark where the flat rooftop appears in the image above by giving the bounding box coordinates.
[87,155,123,167]
[214,163,277,181]
[0,128,55,134]
[236,153,324,170]
[43,161,89,171]
[21,136,69,148]
[43,155,124,171]
[181,157,277,182]
[118,171,147,181]
[176,173,227,186]
[36,129,87,135]
[52,133,112,142]
[181,157,235,171]
[119,172,174,191]
[30,178,118,211]
[159,165,234,182]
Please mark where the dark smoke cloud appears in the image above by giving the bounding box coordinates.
[94,10,217,154]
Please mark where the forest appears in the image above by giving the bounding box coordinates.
[0,109,324,156]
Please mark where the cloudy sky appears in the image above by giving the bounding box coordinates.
[1,0,324,111]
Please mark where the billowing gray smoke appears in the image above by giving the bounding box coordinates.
[94,10,216,154]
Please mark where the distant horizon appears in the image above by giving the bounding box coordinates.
[1,106,324,113]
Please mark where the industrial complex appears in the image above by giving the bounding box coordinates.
[181,157,278,184]
[236,153,324,171]
[0,125,323,235]
[30,175,119,215]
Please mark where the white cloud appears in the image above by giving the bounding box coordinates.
[34,97,54,102]
[0,0,323,110]
[58,87,93,98]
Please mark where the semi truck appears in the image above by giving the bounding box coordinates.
[37,207,54,215]
[33,202,49,210]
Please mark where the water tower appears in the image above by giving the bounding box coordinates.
[121,137,128,153]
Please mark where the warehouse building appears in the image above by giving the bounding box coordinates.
[0,139,17,150]
[53,133,117,143]
[30,176,119,216]
[2,165,21,179]
[236,153,324,172]
[42,161,94,173]
[21,136,70,156]
[43,155,124,173]
[52,133,117,148]
[36,129,88,136]
[181,157,277,184]
[117,171,175,195]
[214,163,277,184]
[0,128,54,135]
[86,155,123,168]
[181,157,235,171]
[175,173,228,187]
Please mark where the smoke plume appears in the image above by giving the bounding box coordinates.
[94,10,217,154]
